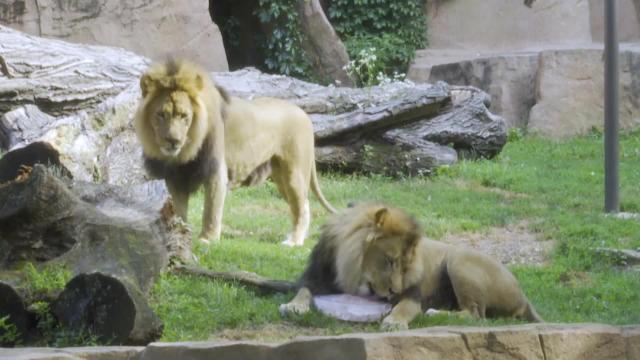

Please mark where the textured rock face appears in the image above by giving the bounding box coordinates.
[0,0,228,71]
[1,323,636,360]
[408,45,640,136]
[412,50,539,128]
[425,0,640,50]
[529,45,640,138]
[425,0,593,50]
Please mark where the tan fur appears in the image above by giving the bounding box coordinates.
[370,205,543,330]
[279,203,542,330]
[134,59,336,245]
[279,203,422,317]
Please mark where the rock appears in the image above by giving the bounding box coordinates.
[0,324,637,359]
[623,326,640,360]
[425,0,593,50]
[528,45,640,138]
[0,0,227,71]
[425,0,640,50]
[538,324,627,360]
[409,44,640,137]
[0,346,143,360]
[449,325,544,359]
[409,49,539,128]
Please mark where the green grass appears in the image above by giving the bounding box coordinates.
[150,131,640,341]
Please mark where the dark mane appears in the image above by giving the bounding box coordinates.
[143,135,218,194]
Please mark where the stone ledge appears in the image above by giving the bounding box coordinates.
[1,323,638,360]
[408,44,640,136]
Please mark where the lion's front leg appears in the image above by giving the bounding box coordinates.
[381,298,421,331]
[200,161,228,245]
[279,287,312,316]
[167,180,190,222]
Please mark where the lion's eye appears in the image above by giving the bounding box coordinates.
[156,112,165,121]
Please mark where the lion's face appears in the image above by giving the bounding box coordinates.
[147,91,195,157]
[360,207,421,299]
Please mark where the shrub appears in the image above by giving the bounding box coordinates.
[328,0,426,85]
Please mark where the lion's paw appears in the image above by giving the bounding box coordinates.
[198,234,221,246]
[279,301,310,316]
[281,235,303,247]
[380,315,409,332]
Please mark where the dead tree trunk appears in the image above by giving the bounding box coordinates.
[0,162,190,345]
[296,0,354,86]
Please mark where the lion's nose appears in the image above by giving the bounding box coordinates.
[165,137,180,148]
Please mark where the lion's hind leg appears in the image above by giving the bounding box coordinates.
[448,265,488,319]
[273,162,311,247]
[279,287,312,316]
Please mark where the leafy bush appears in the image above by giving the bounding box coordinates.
[0,315,20,346]
[343,34,409,86]
[328,0,426,85]
[255,0,313,79]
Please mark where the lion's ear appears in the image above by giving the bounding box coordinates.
[140,74,155,97]
[374,208,388,228]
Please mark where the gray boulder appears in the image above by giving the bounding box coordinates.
[0,0,227,71]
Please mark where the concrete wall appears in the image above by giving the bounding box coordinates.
[425,0,640,50]
[0,0,228,71]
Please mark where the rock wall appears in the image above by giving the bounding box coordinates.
[411,0,640,136]
[0,0,228,71]
[408,45,640,137]
[425,0,640,50]
[1,323,638,360]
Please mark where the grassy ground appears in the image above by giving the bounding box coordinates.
[149,131,640,342]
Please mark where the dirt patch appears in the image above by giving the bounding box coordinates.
[451,179,529,199]
[210,323,331,342]
[441,220,553,266]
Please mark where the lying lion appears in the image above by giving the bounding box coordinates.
[134,59,336,246]
[192,202,542,330]
[282,203,543,329]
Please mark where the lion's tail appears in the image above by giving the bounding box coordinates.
[523,300,544,323]
[310,164,337,214]
[172,265,297,294]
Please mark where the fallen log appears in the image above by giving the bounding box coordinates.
[0,24,507,183]
[0,163,191,345]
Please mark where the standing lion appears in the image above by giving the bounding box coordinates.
[134,59,336,246]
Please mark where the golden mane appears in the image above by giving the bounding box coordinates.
[134,59,225,164]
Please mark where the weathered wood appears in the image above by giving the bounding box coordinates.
[311,85,450,144]
[0,25,507,182]
[0,280,30,346]
[0,26,147,116]
[390,86,507,159]
[296,0,353,86]
[54,273,163,346]
[0,164,191,345]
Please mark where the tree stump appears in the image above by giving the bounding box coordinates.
[0,162,191,345]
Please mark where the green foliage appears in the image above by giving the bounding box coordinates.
[0,315,21,345]
[149,131,640,341]
[507,127,524,142]
[343,36,407,87]
[23,263,71,298]
[255,0,313,79]
[29,301,100,347]
[328,0,426,85]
